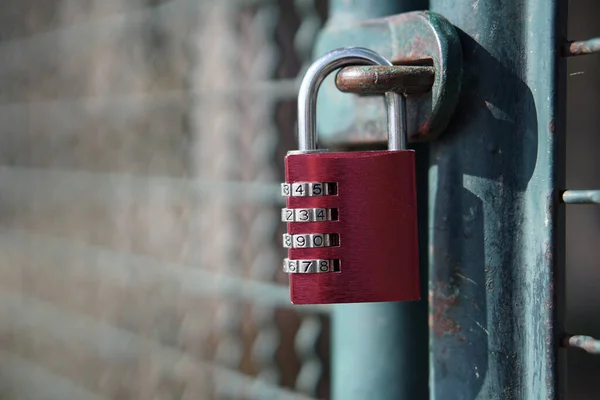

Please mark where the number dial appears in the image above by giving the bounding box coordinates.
[282,233,339,248]
[295,208,311,221]
[292,183,308,197]
[281,182,337,197]
[281,208,295,222]
[283,258,339,273]
[281,208,337,222]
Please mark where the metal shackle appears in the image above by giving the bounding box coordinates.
[297,47,407,152]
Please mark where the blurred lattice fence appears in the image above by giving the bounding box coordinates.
[0,1,329,399]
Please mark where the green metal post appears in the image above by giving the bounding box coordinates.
[322,1,430,399]
[427,0,566,399]
[328,0,423,22]
[329,1,398,17]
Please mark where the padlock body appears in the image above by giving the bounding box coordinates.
[285,150,420,304]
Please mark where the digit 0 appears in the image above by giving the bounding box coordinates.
[312,234,324,247]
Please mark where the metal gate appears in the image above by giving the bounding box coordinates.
[314,0,600,399]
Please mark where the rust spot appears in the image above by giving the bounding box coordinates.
[431,280,462,339]
[419,119,432,136]
[548,119,555,134]
[335,65,434,95]
[545,242,553,263]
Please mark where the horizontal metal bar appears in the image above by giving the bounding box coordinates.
[335,65,435,94]
[561,190,600,204]
[0,228,332,313]
[563,38,600,57]
[562,335,600,354]
[0,166,285,207]
[0,349,108,400]
[0,292,316,400]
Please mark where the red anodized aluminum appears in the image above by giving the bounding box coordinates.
[285,150,420,304]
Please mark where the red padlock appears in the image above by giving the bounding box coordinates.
[281,47,420,304]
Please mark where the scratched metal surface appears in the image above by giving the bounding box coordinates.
[428,0,566,398]
[0,0,329,399]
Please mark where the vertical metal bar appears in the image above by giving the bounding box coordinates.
[427,0,566,399]
[328,0,428,22]
[327,1,429,399]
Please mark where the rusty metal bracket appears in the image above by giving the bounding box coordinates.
[314,11,462,145]
[336,65,435,95]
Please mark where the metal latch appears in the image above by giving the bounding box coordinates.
[314,11,463,145]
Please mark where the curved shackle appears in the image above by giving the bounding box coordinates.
[297,47,407,152]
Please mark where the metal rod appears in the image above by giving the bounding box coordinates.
[297,47,406,151]
[336,65,435,94]
[563,335,600,354]
[563,38,600,57]
[562,190,600,204]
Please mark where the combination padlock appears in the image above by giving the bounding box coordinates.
[281,47,420,304]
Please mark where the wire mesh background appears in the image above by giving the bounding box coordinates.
[0,0,330,399]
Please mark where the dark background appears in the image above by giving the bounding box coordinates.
[566,0,600,398]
